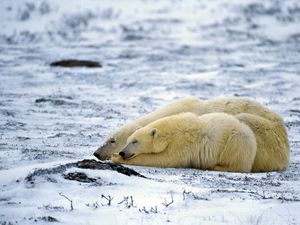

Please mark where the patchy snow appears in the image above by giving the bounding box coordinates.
[1,0,300,224]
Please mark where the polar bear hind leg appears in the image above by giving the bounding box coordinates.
[235,113,289,172]
[214,125,257,173]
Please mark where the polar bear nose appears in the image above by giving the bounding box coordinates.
[119,151,135,159]
[94,152,101,159]
[119,151,125,158]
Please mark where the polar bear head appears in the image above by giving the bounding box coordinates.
[118,125,169,159]
[93,122,142,160]
[118,113,200,160]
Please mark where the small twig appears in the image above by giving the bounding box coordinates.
[59,192,74,211]
[118,196,135,208]
[150,206,158,213]
[101,194,113,206]
[139,206,158,214]
[86,202,100,209]
[139,206,149,214]
[182,190,192,201]
[129,196,134,207]
[94,202,100,208]
[118,196,129,205]
[162,193,174,207]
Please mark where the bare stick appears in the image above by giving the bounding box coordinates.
[182,190,192,201]
[162,193,174,207]
[139,206,158,214]
[118,196,135,208]
[129,196,134,207]
[86,202,100,209]
[59,192,74,211]
[150,206,158,213]
[101,194,113,206]
[139,206,149,214]
[118,196,129,205]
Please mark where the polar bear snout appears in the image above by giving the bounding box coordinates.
[93,152,101,160]
[119,142,136,159]
[93,141,114,160]
[93,150,111,160]
[119,150,135,159]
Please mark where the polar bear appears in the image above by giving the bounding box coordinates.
[94,97,286,162]
[112,112,289,172]
[112,112,257,172]
[94,97,202,160]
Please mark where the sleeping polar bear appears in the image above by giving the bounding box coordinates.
[94,97,289,169]
[112,112,289,172]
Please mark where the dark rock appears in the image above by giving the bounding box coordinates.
[290,109,300,113]
[38,216,59,222]
[35,98,63,104]
[63,172,97,183]
[26,164,67,185]
[50,60,102,68]
[25,159,145,186]
[17,136,30,140]
[35,98,77,106]
[75,159,145,178]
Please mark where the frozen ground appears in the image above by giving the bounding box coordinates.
[0,0,300,224]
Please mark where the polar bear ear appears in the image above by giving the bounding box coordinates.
[150,128,158,138]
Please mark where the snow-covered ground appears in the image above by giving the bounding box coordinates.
[0,0,300,224]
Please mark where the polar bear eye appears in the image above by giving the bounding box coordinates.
[132,139,138,144]
[110,139,116,144]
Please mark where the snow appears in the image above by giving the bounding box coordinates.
[1,163,299,224]
[1,0,300,224]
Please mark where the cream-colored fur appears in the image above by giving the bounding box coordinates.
[235,113,289,172]
[112,113,289,172]
[95,97,289,165]
[94,97,203,160]
[112,113,260,173]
